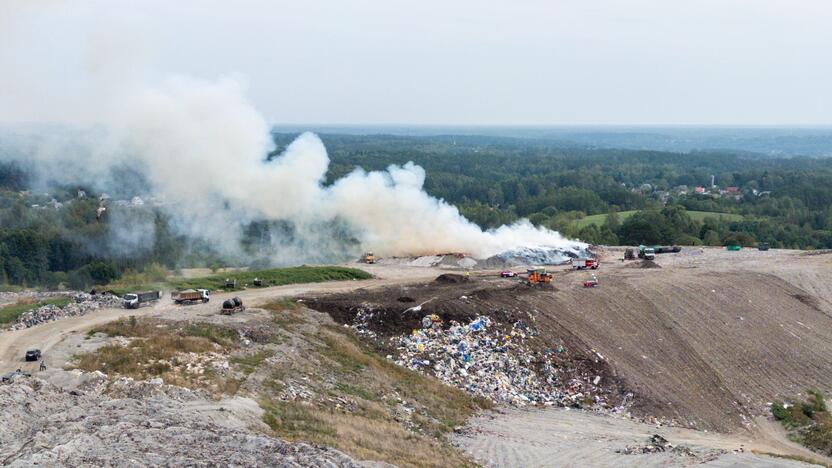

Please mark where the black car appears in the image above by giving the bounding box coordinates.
[25,349,41,361]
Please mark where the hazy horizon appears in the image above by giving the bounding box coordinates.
[2,0,832,127]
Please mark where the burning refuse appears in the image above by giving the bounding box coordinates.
[3,77,585,265]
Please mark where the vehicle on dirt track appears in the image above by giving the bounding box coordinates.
[362,252,375,264]
[221,297,245,315]
[758,242,770,251]
[25,349,41,361]
[573,258,599,270]
[122,290,161,309]
[500,271,517,278]
[624,248,636,260]
[171,289,210,305]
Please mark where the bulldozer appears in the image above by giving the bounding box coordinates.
[526,268,553,286]
[362,252,375,264]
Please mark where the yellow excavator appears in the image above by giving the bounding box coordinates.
[362,252,375,264]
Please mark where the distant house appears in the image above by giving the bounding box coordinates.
[726,187,740,194]
[694,186,705,194]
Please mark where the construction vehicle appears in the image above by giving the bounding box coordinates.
[253,277,264,287]
[121,290,161,309]
[757,242,770,251]
[624,248,636,260]
[221,297,245,315]
[171,289,210,305]
[573,258,599,270]
[726,245,742,251]
[225,278,237,289]
[526,268,553,286]
[362,252,375,264]
[643,247,656,260]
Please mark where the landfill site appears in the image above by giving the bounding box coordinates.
[2,247,832,467]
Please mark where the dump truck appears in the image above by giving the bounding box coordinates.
[758,242,770,251]
[221,297,244,315]
[573,258,599,270]
[527,268,553,286]
[638,245,680,257]
[362,252,375,264]
[653,246,682,254]
[171,289,210,305]
[121,290,161,309]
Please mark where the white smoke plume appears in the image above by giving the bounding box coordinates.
[0,3,585,265]
[97,75,585,261]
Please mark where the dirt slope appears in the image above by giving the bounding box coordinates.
[309,250,832,435]
[526,266,832,431]
[453,408,818,468]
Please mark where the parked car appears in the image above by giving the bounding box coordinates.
[25,349,42,362]
[499,271,517,278]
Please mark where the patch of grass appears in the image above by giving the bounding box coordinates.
[573,209,744,229]
[0,296,72,324]
[262,400,337,439]
[169,266,372,292]
[74,334,216,377]
[76,317,240,395]
[264,300,307,329]
[230,350,275,375]
[183,322,238,346]
[261,398,475,468]
[256,320,485,467]
[751,450,831,467]
[773,391,832,457]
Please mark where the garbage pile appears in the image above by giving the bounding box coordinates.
[389,313,614,408]
[617,434,673,454]
[5,293,121,331]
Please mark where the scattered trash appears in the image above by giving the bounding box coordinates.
[388,314,617,408]
[5,292,121,331]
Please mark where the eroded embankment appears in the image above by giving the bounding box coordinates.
[526,268,832,431]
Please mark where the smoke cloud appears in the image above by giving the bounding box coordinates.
[108,75,585,261]
[2,74,584,263]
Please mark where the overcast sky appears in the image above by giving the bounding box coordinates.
[1,0,831,126]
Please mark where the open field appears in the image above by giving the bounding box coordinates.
[104,265,372,296]
[574,210,745,229]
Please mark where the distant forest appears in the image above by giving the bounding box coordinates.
[2,132,832,288]
[286,133,832,249]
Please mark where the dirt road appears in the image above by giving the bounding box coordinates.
[454,408,821,467]
[0,264,440,374]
